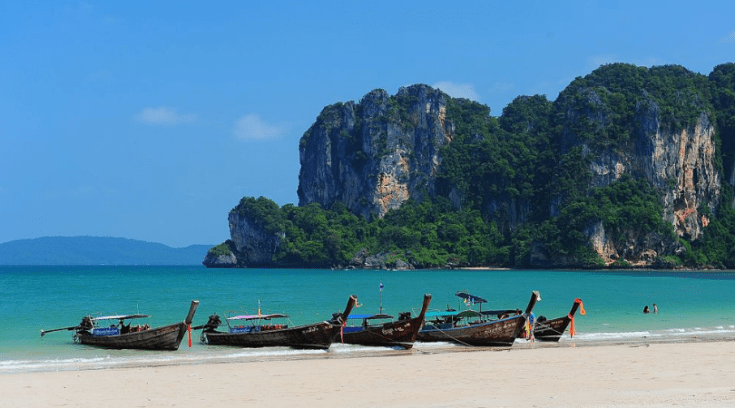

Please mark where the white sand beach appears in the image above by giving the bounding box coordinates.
[3,340,735,408]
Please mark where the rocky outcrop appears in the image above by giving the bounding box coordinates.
[225,208,283,267]
[347,248,415,270]
[584,107,720,241]
[202,250,238,268]
[584,220,685,266]
[550,80,721,265]
[298,84,455,220]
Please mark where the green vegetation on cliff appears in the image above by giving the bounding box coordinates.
[216,62,735,269]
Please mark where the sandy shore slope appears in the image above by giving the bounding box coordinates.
[2,341,734,408]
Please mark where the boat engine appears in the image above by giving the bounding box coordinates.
[203,314,222,330]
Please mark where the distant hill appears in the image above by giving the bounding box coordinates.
[0,236,212,265]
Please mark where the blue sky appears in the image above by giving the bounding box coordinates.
[1,1,734,247]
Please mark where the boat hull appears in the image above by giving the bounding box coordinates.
[341,317,424,349]
[76,322,190,351]
[417,314,526,347]
[531,316,571,342]
[202,321,339,350]
[341,294,431,349]
[526,299,582,342]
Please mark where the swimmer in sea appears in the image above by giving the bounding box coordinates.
[643,305,650,314]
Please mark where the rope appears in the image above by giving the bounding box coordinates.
[355,321,416,347]
[424,315,523,348]
[427,325,475,347]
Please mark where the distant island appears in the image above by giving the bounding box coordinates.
[0,236,213,266]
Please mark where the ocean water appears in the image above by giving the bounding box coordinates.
[1,266,734,374]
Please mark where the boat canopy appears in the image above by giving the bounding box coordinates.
[425,310,483,319]
[455,310,483,319]
[455,291,487,304]
[226,313,288,321]
[90,314,149,321]
[347,313,394,320]
[424,311,459,319]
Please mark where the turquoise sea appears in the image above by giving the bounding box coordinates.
[1,266,734,374]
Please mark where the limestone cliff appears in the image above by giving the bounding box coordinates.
[202,197,284,268]
[549,68,721,266]
[205,63,735,269]
[298,84,455,220]
[228,210,283,266]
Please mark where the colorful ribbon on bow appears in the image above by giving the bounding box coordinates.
[525,315,534,341]
[568,298,585,338]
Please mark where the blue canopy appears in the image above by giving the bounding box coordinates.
[455,291,487,303]
[455,310,483,318]
[425,310,482,319]
[425,311,458,319]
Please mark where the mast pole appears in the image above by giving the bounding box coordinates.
[379,281,384,314]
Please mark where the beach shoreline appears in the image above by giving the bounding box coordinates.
[3,337,734,408]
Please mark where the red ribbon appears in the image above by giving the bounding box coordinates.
[568,313,575,338]
[569,299,586,338]
[187,324,192,347]
[576,298,586,315]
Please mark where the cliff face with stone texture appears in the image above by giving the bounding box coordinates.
[542,66,722,266]
[298,84,455,220]
[205,64,735,269]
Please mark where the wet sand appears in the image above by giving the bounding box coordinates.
[2,339,735,408]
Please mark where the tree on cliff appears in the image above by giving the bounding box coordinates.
[206,63,735,270]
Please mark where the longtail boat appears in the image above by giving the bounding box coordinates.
[417,291,540,347]
[198,295,357,350]
[522,298,585,342]
[341,294,432,349]
[41,300,199,351]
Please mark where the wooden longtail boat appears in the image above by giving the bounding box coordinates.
[523,298,585,342]
[198,295,357,350]
[417,291,540,347]
[341,294,432,349]
[40,300,200,351]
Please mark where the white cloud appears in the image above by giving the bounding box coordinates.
[432,81,480,101]
[722,30,735,43]
[232,114,287,141]
[134,106,197,125]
